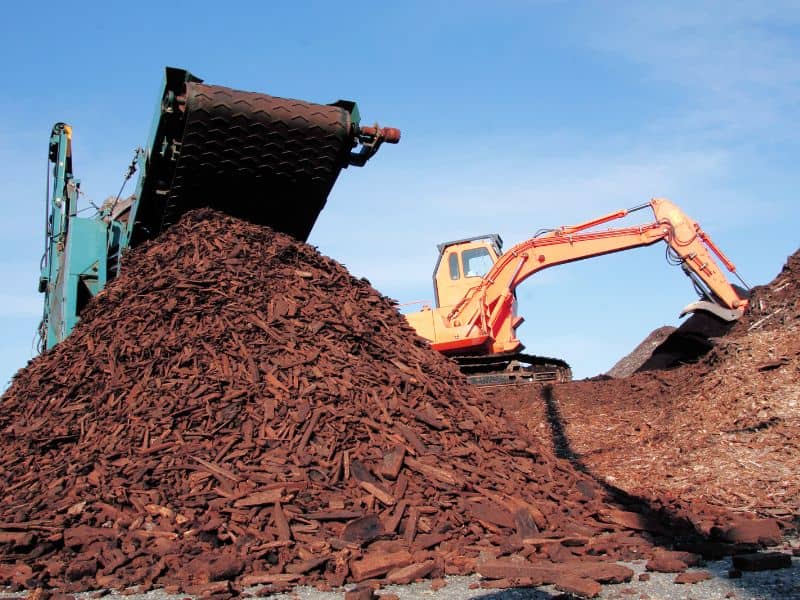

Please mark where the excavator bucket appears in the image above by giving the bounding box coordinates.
[680,300,746,322]
[128,67,399,246]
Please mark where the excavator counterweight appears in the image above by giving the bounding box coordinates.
[38,67,399,349]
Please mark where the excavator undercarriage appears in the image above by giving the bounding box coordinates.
[455,353,572,386]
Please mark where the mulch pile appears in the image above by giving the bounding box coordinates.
[630,309,735,374]
[503,249,800,526]
[611,251,799,376]
[0,209,727,597]
[607,326,675,378]
[731,250,800,335]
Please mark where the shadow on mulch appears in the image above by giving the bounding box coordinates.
[538,382,789,599]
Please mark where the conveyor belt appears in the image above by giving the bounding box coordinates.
[128,67,399,247]
[163,82,355,241]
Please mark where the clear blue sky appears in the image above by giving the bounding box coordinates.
[1,1,798,388]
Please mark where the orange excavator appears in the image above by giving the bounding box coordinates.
[404,198,749,384]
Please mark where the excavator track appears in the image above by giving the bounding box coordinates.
[455,353,572,386]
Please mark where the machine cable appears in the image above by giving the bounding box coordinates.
[733,271,752,291]
[41,154,52,271]
[109,148,143,216]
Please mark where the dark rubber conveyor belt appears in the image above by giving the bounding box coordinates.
[164,82,355,241]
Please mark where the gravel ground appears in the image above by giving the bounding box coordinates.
[272,554,800,600]
[6,550,796,600]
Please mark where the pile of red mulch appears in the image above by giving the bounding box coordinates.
[607,326,675,378]
[501,249,800,525]
[611,250,799,377]
[730,250,800,334]
[0,209,722,598]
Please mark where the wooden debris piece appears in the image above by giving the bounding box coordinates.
[304,510,365,521]
[359,481,396,506]
[378,446,405,480]
[674,570,712,584]
[475,559,557,584]
[233,488,283,508]
[385,560,436,584]
[273,503,292,541]
[350,550,413,582]
[596,509,666,534]
[404,457,458,486]
[342,515,384,545]
[286,556,330,575]
[554,573,601,598]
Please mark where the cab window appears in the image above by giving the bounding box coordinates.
[448,252,460,280]
[462,247,493,277]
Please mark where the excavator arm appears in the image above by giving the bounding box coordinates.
[413,198,748,357]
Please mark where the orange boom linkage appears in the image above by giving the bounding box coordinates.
[405,198,749,361]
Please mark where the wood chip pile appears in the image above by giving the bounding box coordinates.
[0,209,686,596]
[607,326,675,378]
[504,249,800,526]
[732,250,800,335]
[612,249,799,376]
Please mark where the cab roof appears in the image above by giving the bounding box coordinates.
[436,234,503,254]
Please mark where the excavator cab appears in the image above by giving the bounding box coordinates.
[432,235,503,308]
[406,233,526,356]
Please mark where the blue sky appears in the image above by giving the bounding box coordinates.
[1,1,798,387]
